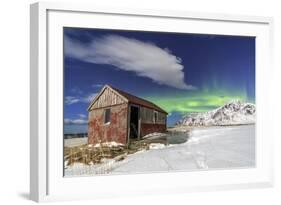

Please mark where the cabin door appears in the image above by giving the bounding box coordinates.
[129,105,140,140]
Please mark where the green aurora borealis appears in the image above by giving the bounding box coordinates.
[146,89,253,114]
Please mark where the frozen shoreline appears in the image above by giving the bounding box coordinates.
[64,125,255,176]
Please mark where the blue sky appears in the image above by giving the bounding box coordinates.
[63,27,255,133]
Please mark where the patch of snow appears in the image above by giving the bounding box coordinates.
[64,156,128,176]
[93,141,124,148]
[149,143,166,150]
[64,160,69,168]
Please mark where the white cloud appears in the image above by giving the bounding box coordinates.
[65,93,97,105]
[65,96,79,105]
[65,35,196,90]
[78,114,87,119]
[64,113,88,125]
[81,93,97,103]
[64,118,87,125]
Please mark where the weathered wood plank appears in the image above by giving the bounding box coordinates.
[140,107,166,124]
[91,87,126,109]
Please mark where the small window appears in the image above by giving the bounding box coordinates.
[154,111,158,123]
[104,108,111,124]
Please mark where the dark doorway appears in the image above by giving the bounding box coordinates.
[129,105,139,139]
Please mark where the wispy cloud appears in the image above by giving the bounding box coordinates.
[65,35,196,90]
[78,114,87,119]
[65,96,80,105]
[64,113,88,125]
[64,118,87,125]
[65,93,97,105]
[82,93,97,103]
[92,84,103,88]
[70,87,84,95]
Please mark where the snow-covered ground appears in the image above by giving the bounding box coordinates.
[64,125,255,176]
[64,137,87,147]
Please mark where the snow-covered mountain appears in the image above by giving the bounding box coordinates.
[176,100,255,126]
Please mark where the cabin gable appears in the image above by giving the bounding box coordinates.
[88,86,128,110]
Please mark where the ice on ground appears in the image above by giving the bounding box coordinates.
[64,125,255,176]
[142,132,167,139]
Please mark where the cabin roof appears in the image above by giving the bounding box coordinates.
[88,85,168,114]
[111,86,168,114]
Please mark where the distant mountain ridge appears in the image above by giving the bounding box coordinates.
[176,100,255,126]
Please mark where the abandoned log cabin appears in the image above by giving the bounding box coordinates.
[87,85,168,145]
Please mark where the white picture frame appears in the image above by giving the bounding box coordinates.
[30,2,274,202]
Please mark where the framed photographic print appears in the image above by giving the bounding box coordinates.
[30,2,274,202]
